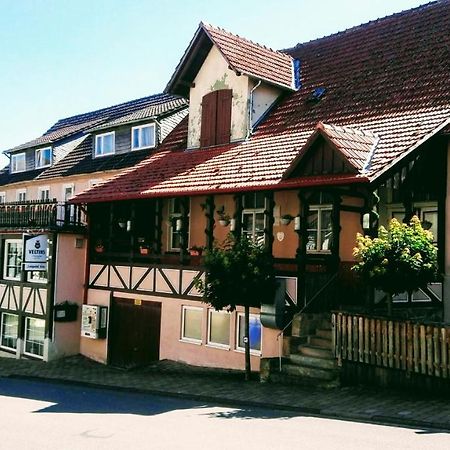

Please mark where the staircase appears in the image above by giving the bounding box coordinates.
[269,314,340,388]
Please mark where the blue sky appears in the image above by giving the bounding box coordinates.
[0,0,427,167]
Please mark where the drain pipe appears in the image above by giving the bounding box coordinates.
[246,80,262,140]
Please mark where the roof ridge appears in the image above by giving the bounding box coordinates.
[201,22,292,60]
[283,1,440,52]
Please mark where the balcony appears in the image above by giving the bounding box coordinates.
[0,200,87,232]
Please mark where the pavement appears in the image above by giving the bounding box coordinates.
[0,353,449,432]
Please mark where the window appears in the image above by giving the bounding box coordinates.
[3,239,23,280]
[242,192,265,244]
[27,271,48,283]
[200,89,232,147]
[95,132,115,157]
[1,313,19,351]
[11,153,26,173]
[35,147,52,168]
[38,186,50,201]
[63,184,74,201]
[131,124,156,150]
[306,205,333,252]
[168,198,189,251]
[16,189,26,202]
[24,317,45,358]
[207,309,230,348]
[181,306,202,343]
[0,192,6,203]
[236,313,261,353]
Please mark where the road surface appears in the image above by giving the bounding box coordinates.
[0,377,448,449]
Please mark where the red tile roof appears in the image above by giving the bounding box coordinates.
[73,1,450,203]
[202,23,297,90]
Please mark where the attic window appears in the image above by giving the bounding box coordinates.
[95,132,115,157]
[10,153,26,173]
[35,147,52,169]
[200,89,232,147]
[131,123,156,150]
[308,87,326,102]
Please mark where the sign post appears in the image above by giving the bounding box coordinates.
[23,234,48,271]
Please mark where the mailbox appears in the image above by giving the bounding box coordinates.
[81,305,107,339]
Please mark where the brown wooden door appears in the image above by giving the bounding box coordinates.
[108,297,161,368]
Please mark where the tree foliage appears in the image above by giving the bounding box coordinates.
[352,216,438,295]
[195,235,277,311]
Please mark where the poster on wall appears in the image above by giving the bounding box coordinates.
[23,234,48,271]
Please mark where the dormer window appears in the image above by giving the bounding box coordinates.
[35,147,52,168]
[10,153,26,173]
[131,124,156,150]
[200,89,232,147]
[95,132,115,157]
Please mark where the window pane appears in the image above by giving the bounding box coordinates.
[103,134,113,153]
[307,211,318,229]
[132,129,140,148]
[306,232,317,251]
[242,213,254,233]
[238,314,261,351]
[183,308,202,341]
[1,313,18,350]
[321,209,332,230]
[5,241,22,279]
[254,213,265,232]
[25,318,45,357]
[209,311,230,346]
[321,230,332,251]
[141,127,151,147]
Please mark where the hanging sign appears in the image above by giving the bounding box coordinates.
[23,234,48,271]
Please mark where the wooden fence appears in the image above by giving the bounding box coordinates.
[332,312,450,379]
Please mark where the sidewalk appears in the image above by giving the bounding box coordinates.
[0,354,449,431]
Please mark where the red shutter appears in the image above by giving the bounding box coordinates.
[216,89,232,145]
[200,91,218,147]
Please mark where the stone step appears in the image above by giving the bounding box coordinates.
[282,363,338,381]
[308,335,332,348]
[298,344,334,359]
[269,371,340,388]
[289,354,337,370]
[316,328,332,340]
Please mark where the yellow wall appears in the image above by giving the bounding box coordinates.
[339,196,364,262]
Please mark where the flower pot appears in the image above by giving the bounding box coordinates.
[219,219,230,226]
[189,250,201,256]
[280,218,291,225]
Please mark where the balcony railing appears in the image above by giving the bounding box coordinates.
[0,200,87,231]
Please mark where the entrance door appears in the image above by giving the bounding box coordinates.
[108,297,161,368]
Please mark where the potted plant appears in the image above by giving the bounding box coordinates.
[216,205,230,226]
[94,239,105,253]
[280,214,295,225]
[189,245,205,256]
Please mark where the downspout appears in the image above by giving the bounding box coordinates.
[246,80,262,140]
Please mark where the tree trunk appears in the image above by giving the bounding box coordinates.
[244,305,251,381]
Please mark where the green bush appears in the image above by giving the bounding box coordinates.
[352,216,438,295]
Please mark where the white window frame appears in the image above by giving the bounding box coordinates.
[3,239,23,281]
[180,305,203,344]
[0,312,19,351]
[235,312,262,355]
[16,189,26,202]
[306,204,333,254]
[131,123,156,150]
[23,317,45,359]
[38,186,50,201]
[94,131,115,157]
[242,193,266,244]
[168,198,190,251]
[11,153,26,173]
[35,147,52,169]
[0,192,6,203]
[62,183,75,201]
[207,309,231,349]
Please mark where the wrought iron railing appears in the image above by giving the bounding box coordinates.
[0,200,86,230]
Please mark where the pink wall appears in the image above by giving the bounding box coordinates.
[51,234,87,359]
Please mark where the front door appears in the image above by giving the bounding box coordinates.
[108,297,161,368]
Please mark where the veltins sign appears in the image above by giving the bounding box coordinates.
[23,234,48,271]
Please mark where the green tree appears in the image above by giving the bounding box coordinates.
[195,235,277,380]
[352,216,438,315]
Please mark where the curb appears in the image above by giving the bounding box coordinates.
[6,373,450,432]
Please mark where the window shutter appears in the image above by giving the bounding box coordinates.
[200,91,218,147]
[216,89,232,145]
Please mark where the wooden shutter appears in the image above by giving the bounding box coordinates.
[216,89,232,145]
[200,91,218,147]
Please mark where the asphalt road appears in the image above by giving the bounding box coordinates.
[0,377,448,450]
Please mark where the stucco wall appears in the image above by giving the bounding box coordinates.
[251,81,281,126]
[50,234,88,359]
[273,190,299,259]
[188,45,250,148]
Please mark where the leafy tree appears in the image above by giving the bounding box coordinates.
[352,216,438,315]
[195,235,277,380]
